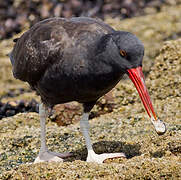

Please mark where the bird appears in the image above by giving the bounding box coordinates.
[9,17,166,164]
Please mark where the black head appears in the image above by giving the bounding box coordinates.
[98,31,144,73]
[112,31,145,72]
[112,31,144,69]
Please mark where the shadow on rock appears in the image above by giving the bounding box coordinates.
[65,141,141,162]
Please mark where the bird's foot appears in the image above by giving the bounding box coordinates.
[86,150,126,163]
[34,151,72,163]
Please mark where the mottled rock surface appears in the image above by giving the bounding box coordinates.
[0,38,181,179]
[0,4,181,179]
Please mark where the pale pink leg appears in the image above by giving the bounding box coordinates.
[34,103,71,163]
[80,113,125,163]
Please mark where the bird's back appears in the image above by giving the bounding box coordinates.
[10,17,117,106]
[11,17,114,84]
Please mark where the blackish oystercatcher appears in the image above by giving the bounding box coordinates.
[9,17,166,163]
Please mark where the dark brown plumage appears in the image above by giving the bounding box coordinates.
[10,17,166,163]
[10,17,119,108]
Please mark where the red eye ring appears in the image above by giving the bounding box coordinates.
[120,50,127,57]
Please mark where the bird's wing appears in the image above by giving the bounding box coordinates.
[11,17,114,87]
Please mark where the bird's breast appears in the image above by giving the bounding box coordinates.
[36,57,122,106]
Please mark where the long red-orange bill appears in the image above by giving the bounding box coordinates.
[127,66,157,120]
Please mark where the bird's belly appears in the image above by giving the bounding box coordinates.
[36,70,122,106]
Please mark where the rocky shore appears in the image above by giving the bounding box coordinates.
[0,2,181,180]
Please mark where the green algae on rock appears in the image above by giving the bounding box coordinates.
[1,157,181,180]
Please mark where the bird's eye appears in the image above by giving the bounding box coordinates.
[120,50,127,57]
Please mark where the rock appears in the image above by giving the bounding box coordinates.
[0,99,39,120]
[6,109,16,116]
[8,101,18,107]
[0,101,3,107]
[25,99,39,112]
[50,91,115,126]
[18,100,25,108]
[51,101,82,126]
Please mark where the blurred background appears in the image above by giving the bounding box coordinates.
[0,0,180,40]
